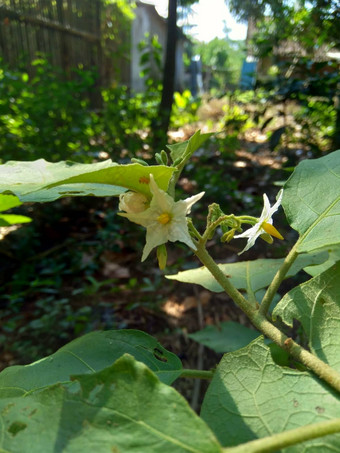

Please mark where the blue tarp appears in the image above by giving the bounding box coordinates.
[240,60,257,89]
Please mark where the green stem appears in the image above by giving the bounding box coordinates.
[194,242,340,394]
[195,242,256,316]
[251,317,340,393]
[237,215,257,222]
[167,169,179,199]
[180,369,214,380]
[188,219,203,241]
[259,243,299,315]
[202,214,238,244]
[222,418,340,453]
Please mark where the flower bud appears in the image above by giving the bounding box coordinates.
[157,244,168,270]
[119,192,148,214]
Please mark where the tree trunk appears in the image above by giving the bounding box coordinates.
[152,0,178,148]
[333,94,340,151]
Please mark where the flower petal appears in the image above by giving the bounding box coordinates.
[142,223,169,261]
[118,210,155,228]
[168,220,197,250]
[269,189,283,216]
[234,224,259,239]
[149,174,174,212]
[182,191,205,214]
[235,225,263,254]
[262,193,271,216]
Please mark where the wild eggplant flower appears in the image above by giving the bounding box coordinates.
[235,190,283,254]
[119,174,204,261]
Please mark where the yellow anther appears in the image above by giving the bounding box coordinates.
[262,222,284,240]
[157,213,172,225]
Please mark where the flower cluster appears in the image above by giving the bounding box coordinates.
[119,172,283,262]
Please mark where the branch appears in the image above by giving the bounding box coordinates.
[259,243,298,315]
[222,418,340,453]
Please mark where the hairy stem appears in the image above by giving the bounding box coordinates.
[195,242,256,316]
[259,243,299,315]
[222,418,340,453]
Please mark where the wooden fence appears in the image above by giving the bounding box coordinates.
[0,0,131,97]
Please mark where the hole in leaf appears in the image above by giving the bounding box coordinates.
[8,421,27,436]
[153,347,168,363]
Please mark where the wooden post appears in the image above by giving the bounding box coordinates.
[56,0,70,73]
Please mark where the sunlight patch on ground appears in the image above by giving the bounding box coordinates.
[0,225,21,240]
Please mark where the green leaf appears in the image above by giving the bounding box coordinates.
[273,262,340,372]
[201,337,340,450]
[0,159,175,202]
[0,194,32,225]
[18,183,126,202]
[0,355,222,453]
[188,321,260,353]
[304,245,340,277]
[166,252,326,295]
[0,194,22,212]
[0,330,182,396]
[282,150,340,253]
[167,130,213,164]
[0,214,32,226]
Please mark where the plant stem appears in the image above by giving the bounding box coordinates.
[180,369,214,380]
[222,417,340,453]
[195,242,256,316]
[251,316,340,393]
[194,242,340,394]
[259,243,299,315]
[167,169,179,198]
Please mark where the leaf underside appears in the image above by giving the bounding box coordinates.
[166,252,326,294]
[0,159,175,202]
[0,355,222,453]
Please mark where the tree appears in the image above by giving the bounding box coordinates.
[154,0,178,145]
[153,0,198,148]
[194,37,245,92]
[226,0,340,151]
[226,0,340,49]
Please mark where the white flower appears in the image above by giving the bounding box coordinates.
[235,190,283,254]
[119,174,204,261]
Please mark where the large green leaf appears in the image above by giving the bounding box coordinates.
[0,330,182,397]
[166,252,326,295]
[0,355,222,453]
[188,321,260,353]
[282,150,340,253]
[15,182,126,202]
[167,130,213,164]
[273,262,340,372]
[0,159,175,202]
[201,337,340,450]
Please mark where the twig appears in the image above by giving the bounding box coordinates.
[190,286,205,411]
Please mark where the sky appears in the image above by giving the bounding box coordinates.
[142,0,247,42]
